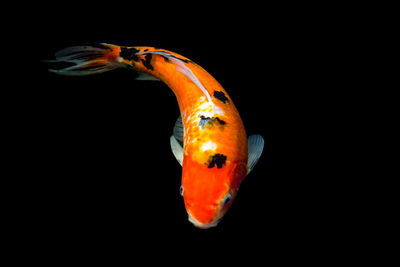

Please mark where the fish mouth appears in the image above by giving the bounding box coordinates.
[188,212,221,229]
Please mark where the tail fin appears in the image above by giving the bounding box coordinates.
[46,43,122,76]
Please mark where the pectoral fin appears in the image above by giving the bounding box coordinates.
[170,135,184,166]
[173,115,184,146]
[170,116,184,166]
[247,134,264,175]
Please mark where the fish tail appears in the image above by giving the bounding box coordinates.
[45,43,124,76]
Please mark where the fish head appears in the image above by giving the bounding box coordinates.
[180,158,247,229]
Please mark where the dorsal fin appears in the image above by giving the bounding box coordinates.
[247,134,264,175]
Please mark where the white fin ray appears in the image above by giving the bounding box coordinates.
[170,135,184,166]
[247,134,264,175]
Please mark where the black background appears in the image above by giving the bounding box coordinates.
[18,2,362,263]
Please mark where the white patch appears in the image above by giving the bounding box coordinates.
[116,56,124,63]
[195,97,225,118]
[197,99,215,118]
[200,141,217,152]
[214,105,225,115]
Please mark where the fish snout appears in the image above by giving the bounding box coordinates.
[188,213,221,229]
[187,205,222,229]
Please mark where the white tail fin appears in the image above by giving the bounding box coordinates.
[46,43,122,76]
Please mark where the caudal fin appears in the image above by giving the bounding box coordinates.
[46,43,122,76]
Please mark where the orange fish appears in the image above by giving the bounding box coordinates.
[47,43,264,228]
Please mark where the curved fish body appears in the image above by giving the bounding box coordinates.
[47,43,264,228]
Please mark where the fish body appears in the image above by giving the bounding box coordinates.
[47,43,264,228]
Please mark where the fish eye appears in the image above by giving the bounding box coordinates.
[223,194,232,205]
[179,185,184,196]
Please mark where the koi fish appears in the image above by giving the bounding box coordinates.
[47,43,264,228]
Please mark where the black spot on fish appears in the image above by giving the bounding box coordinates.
[213,91,229,104]
[173,56,191,63]
[120,47,139,61]
[199,116,210,128]
[214,117,226,125]
[199,115,226,129]
[161,55,170,62]
[207,154,227,168]
[141,53,154,70]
